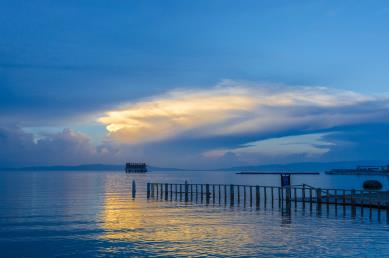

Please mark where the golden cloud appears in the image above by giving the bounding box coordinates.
[98,81,382,144]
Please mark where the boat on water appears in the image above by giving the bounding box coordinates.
[325,165,389,175]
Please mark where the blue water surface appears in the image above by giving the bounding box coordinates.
[0,170,388,257]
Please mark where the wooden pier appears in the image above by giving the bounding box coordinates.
[145,182,389,220]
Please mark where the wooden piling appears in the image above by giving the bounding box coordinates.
[213,185,216,204]
[132,180,136,198]
[293,187,296,203]
[165,183,168,200]
[218,185,221,204]
[326,189,329,205]
[250,186,253,207]
[206,184,210,204]
[170,184,173,200]
[237,186,240,205]
[351,189,356,218]
[184,181,189,202]
[190,184,193,201]
[224,185,227,204]
[180,184,182,201]
[160,183,163,199]
[200,184,204,202]
[256,186,260,208]
[286,187,291,203]
[147,183,150,198]
[244,186,247,206]
[316,188,322,204]
[230,184,234,206]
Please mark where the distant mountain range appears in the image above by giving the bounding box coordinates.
[1,160,388,172]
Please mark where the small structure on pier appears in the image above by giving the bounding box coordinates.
[125,162,147,173]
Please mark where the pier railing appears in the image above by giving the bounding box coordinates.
[145,182,389,218]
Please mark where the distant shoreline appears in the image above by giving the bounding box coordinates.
[237,172,320,175]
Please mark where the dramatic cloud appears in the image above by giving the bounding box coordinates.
[99,81,389,144]
[0,127,121,166]
[203,132,335,160]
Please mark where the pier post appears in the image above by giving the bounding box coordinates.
[185,181,189,202]
[213,185,216,204]
[155,183,159,199]
[250,186,253,207]
[264,187,267,208]
[316,188,322,204]
[170,184,173,200]
[237,186,240,205]
[326,189,329,205]
[244,186,247,206]
[175,184,178,200]
[293,188,296,203]
[165,183,169,200]
[224,185,227,205]
[180,184,182,201]
[190,184,193,201]
[271,187,274,208]
[256,186,260,208]
[196,184,198,202]
[230,184,234,206]
[316,188,322,215]
[369,191,372,218]
[286,186,291,204]
[132,180,136,198]
[160,183,163,199]
[302,185,306,204]
[351,189,356,218]
[218,185,221,204]
[206,184,210,204]
[147,183,150,199]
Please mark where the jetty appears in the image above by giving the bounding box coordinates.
[125,162,147,173]
[143,181,389,221]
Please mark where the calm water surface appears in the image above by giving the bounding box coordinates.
[0,170,389,257]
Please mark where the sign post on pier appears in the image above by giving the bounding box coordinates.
[281,174,291,187]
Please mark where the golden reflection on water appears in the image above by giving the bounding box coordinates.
[99,192,257,255]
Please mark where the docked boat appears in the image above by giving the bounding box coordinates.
[325,165,389,175]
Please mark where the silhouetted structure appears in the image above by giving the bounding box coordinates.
[125,162,147,173]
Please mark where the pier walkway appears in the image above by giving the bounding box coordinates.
[142,182,389,220]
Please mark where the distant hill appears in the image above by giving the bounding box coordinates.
[221,160,389,172]
[1,160,388,172]
[0,164,188,172]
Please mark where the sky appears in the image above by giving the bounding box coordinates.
[1,0,389,168]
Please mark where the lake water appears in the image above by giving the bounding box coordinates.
[1,170,389,257]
